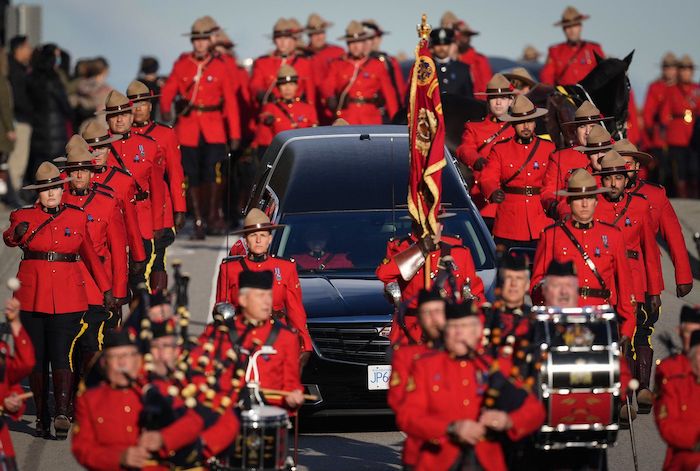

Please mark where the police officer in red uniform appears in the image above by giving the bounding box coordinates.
[614,139,694,298]
[480,95,554,250]
[129,80,188,292]
[322,21,399,125]
[593,150,663,413]
[305,13,345,123]
[396,300,545,471]
[531,169,636,341]
[71,328,204,470]
[0,296,36,469]
[455,73,516,227]
[660,55,700,198]
[4,162,111,439]
[540,6,605,86]
[542,101,613,215]
[62,144,128,366]
[643,53,677,183]
[216,208,313,357]
[655,306,700,397]
[160,17,241,239]
[79,122,148,276]
[376,219,485,346]
[362,19,406,117]
[440,12,493,95]
[389,289,446,471]
[654,330,700,471]
[260,65,318,136]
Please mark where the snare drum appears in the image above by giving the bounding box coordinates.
[532,305,622,450]
[221,405,291,471]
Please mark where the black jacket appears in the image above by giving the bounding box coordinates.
[434,58,474,99]
[8,55,32,123]
[27,71,71,157]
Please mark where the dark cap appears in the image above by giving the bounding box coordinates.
[417,288,444,307]
[151,318,177,339]
[690,330,700,349]
[681,305,700,324]
[445,300,477,320]
[546,260,577,277]
[501,251,529,271]
[430,28,455,46]
[103,328,137,350]
[239,270,273,290]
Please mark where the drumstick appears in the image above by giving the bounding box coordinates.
[260,388,318,401]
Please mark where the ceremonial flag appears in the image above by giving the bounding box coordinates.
[407,15,446,245]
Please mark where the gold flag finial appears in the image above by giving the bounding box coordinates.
[417,13,431,40]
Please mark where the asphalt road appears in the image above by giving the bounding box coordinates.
[0,199,699,471]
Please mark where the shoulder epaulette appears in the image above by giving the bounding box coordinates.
[597,220,618,229]
[641,180,663,189]
[155,121,173,130]
[92,181,114,192]
[93,188,114,199]
[544,221,561,232]
[64,203,84,212]
[110,166,130,176]
[270,254,295,263]
[137,133,156,142]
[221,255,244,264]
[630,192,648,200]
[493,137,512,146]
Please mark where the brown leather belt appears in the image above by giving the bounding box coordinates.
[503,185,541,196]
[579,286,611,298]
[346,97,378,105]
[134,191,150,202]
[626,249,639,260]
[23,250,80,262]
[194,103,223,112]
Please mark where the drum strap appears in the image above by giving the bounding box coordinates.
[502,138,541,187]
[611,194,634,226]
[21,207,65,250]
[559,222,608,292]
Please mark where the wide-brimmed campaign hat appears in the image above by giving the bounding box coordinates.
[22,161,72,190]
[660,52,678,67]
[612,139,653,166]
[499,95,548,122]
[82,119,122,147]
[554,6,590,28]
[574,124,613,153]
[521,45,541,62]
[678,54,695,69]
[64,145,99,171]
[592,150,639,177]
[216,31,235,49]
[555,168,611,197]
[126,80,160,103]
[96,90,133,117]
[474,73,517,97]
[562,100,614,126]
[270,18,298,39]
[338,20,371,42]
[430,28,455,46]
[502,67,537,87]
[231,208,285,235]
[183,16,219,39]
[306,13,333,34]
[276,64,298,85]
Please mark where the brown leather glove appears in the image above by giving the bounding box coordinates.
[13,222,29,242]
[472,157,487,171]
[677,283,693,298]
[490,189,506,203]
[174,212,186,232]
[647,294,662,314]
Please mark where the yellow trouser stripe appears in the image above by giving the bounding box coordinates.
[69,318,90,372]
[144,239,156,292]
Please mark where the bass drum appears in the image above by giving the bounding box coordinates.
[531,305,621,450]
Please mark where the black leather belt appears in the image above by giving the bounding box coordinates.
[626,249,639,260]
[134,191,150,201]
[579,286,611,298]
[346,97,378,105]
[503,185,541,196]
[194,103,223,112]
[23,250,80,262]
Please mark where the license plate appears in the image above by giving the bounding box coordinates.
[367,365,391,390]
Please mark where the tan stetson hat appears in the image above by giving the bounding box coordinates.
[216,31,235,49]
[521,45,541,62]
[661,52,678,67]
[65,144,98,170]
[306,13,333,34]
[678,54,695,68]
[574,124,613,153]
[554,6,590,28]
[338,20,371,42]
[22,162,72,191]
[276,64,298,85]
[503,67,537,87]
[556,168,610,197]
[126,80,160,103]
[183,16,219,39]
[475,73,516,97]
[612,139,653,166]
[592,150,639,176]
[65,134,90,154]
[231,208,285,235]
[499,95,548,122]
[288,18,304,37]
[96,90,133,117]
[562,100,614,126]
[332,118,349,126]
[455,21,479,36]
[271,18,297,39]
[440,11,460,28]
[82,119,122,147]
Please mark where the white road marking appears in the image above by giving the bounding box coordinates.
[207,236,238,323]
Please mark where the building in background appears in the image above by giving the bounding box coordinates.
[4,3,41,46]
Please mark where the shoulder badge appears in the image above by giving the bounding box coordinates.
[221,255,244,264]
